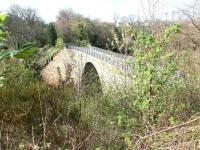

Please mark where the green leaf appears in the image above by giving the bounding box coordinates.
[15,43,38,59]
[0,50,18,61]
[0,13,8,24]
[0,43,38,61]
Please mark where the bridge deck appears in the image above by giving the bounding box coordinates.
[67,45,134,72]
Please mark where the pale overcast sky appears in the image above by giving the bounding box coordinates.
[0,0,195,22]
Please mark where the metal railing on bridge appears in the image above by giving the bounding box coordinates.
[66,45,134,72]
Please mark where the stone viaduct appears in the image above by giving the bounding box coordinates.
[41,45,134,93]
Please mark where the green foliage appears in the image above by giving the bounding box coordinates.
[37,47,61,68]
[0,13,7,23]
[0,61,122,149]
[131,23,182,123]
[74,39,91,47]
[16,43,38,57]
[47,23,57,47]
[106,23,198,149]
[0,75,4,87]
[55,37,64,48]
[0,13,8,50]
[56,9,113,49]
[0,43,38,61]
[0,13,8,87]
[0,62,77,149]
[109,24,134,54]
[69,21,91,47]
[0,58,199,149]
[163,23,181,41]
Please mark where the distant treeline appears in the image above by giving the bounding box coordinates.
[4,5,115,50]
[4,4,200,55]
[4,5,157,54]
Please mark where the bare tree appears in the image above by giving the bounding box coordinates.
[56,8,82,42]
[7,5,48,49]
[180,0,200,49]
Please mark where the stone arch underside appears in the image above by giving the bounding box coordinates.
[81,62,103,95]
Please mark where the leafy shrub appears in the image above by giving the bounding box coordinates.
[55,37,64,48]
[108,23,200,149]
[47,23,57,47]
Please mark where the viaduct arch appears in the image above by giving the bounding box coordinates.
[41,45,134,93]
[81,62,102,94]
